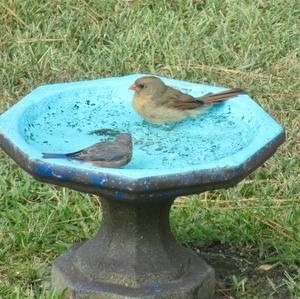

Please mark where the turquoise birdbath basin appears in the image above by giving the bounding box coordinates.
[0,74,284,298]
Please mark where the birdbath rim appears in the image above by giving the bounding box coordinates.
[0,74,285,201]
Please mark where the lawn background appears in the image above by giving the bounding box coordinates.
[0,0,299,298]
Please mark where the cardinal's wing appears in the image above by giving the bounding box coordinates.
[165,87,207,110]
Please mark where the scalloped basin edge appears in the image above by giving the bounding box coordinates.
[0,74,285,200]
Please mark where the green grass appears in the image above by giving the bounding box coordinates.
[0,0,299,298]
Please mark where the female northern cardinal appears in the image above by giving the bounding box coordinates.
[130,76,245,124]
[42,134,132,168]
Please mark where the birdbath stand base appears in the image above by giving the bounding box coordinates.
[52,197,215,298]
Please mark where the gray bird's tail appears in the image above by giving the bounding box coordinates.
[42,153,67,159]
[196,88,245,104]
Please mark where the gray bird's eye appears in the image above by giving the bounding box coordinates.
[138,84,145,89]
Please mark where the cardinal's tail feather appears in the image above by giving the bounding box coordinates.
[42,153,67,159]
[196,88,246,104]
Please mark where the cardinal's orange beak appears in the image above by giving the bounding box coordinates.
[129,84,140,93]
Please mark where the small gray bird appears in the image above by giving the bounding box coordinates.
[42,133,132,168]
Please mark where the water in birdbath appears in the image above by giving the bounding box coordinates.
[19,82,257,171]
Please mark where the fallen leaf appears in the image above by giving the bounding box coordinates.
[257,264,273,271]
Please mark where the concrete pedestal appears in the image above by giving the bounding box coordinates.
[52,197,215,298]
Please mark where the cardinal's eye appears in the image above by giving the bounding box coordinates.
[137,84,145,89]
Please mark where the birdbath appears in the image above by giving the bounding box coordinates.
[0,74,284,298]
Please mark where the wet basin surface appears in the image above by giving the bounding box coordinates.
[0,74,283,179]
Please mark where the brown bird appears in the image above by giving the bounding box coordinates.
[42,133,132,168]
[130,76,245,124]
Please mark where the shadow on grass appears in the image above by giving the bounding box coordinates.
[196,242,292,299]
